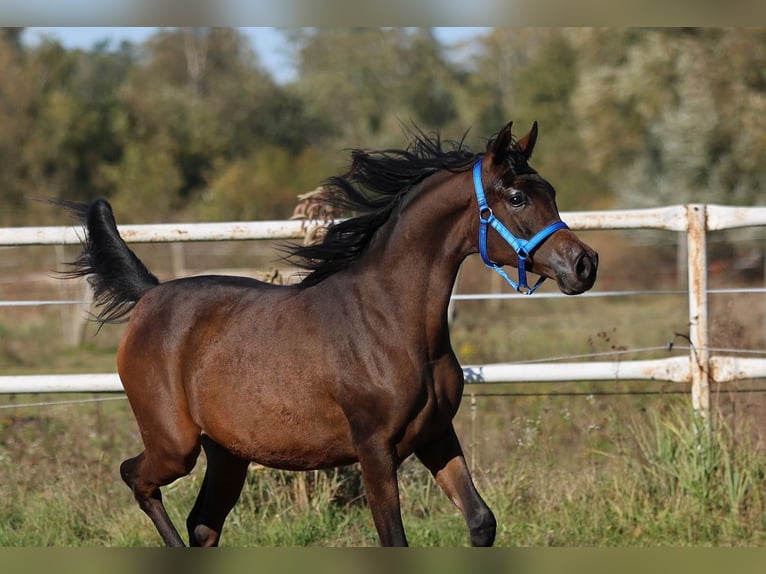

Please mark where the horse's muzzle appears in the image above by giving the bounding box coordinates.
[559,248,598,295]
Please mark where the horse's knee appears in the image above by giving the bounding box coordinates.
[468,505,496,547]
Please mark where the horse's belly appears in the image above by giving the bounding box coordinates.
[193,385,357,470]
[210,428,358,471]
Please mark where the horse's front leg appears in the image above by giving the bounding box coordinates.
[355,439,408,546]
[415,424,496,546]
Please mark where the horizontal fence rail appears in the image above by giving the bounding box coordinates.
[2,356,765,395]
[2,204,766,419]
[0,219,310,245]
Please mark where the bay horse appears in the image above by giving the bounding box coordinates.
[61,121,597,546]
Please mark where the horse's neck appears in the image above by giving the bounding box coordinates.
[346,171,474,333]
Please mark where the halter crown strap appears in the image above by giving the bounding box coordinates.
[473,158,569,295]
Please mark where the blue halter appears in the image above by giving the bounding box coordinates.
[473,158,569,295]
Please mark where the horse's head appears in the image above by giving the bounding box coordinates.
[474,121,598,295]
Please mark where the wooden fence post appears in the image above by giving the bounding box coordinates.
[686,204,710,421]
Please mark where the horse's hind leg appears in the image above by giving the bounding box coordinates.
[119,417,202,546]
[186,435,249,547]
[120,447,199,546]
[415,424,496,546]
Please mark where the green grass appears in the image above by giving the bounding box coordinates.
[1,393,764,546]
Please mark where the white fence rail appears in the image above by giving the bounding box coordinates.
[3,204,766,418]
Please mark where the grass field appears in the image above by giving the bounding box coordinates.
[1,231,765,546]
[1,394,764,546]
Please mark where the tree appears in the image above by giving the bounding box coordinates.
[404,28,460,129]
[289,28,467,151]
[105,28,331,221]
[0,31,42,222]
[0,34,130,222]
[570,28,766,209]
[466,29,609,209]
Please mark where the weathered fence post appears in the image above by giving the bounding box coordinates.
[686,204,710,421]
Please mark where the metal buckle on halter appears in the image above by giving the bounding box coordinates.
[472,158,568,295]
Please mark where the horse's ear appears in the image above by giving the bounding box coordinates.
[515,121,538,160]
[489,121,514,165]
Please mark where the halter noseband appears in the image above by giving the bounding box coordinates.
[473,158,569,295]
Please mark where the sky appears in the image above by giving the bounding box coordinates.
[23,27,490,85]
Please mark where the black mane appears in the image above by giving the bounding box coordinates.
[285,126,526,287]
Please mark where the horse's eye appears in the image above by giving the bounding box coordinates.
[509,193,526,208]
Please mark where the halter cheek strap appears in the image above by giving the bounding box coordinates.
[473,158,569,295]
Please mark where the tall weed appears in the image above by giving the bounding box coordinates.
[626,407,766,543]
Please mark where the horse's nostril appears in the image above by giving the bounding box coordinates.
[576,253,595,281]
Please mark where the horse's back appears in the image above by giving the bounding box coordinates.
[118,274,291,367]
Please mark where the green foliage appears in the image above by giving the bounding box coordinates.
[291,28,415,147]
[2,28,337,224]
[571,28,766,209]
[198,145,328,221]
[4,27,766,226]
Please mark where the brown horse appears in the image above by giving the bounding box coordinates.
[61,121,597,546]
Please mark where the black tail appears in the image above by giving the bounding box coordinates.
[59,199,160,324]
